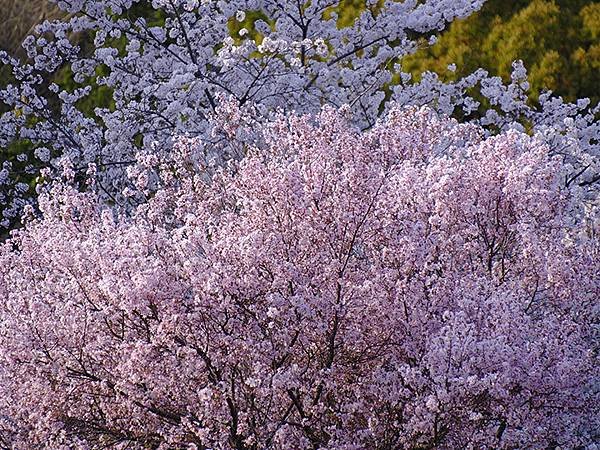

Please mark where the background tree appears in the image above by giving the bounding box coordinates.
[0,0,484,230]
[404,0,600,104]
[0,0,599,235]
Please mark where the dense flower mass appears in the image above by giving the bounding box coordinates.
[1,0,599,227]
[0,107,597,448]
[0,0,487,225]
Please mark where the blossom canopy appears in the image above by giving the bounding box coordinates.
[0,106,598,448]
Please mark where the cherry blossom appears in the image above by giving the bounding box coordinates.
[0,106,597,448]
[1,0,599,227]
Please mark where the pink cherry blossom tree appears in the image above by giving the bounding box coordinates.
[0,106,597,449]
[1,0,599,229]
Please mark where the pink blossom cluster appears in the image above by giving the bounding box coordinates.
[0,106,597,448]
[1,1,599,227]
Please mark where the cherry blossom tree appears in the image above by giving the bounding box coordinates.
[1,0,600,229]
[0,0,487,226]
[0,106,597,449]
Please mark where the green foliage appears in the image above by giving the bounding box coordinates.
[227,10,274,46]
[323,0,368,27]
[403,0,600,104]
[325,0,386,27]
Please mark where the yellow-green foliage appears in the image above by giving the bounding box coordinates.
[403,0,600,104]
[228,10,274,46]
[324,0,368,27]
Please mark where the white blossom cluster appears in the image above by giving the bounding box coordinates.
[0,0,598,226]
